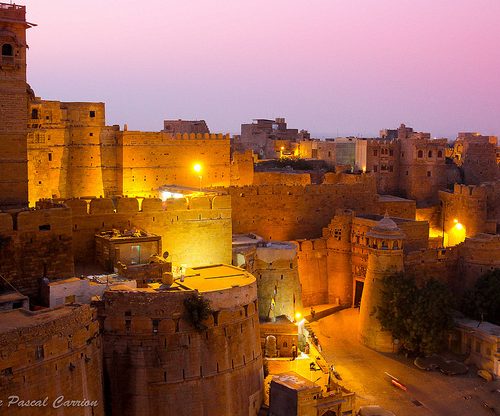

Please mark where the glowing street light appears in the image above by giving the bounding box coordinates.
[193,163,202,191]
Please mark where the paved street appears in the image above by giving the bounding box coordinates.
[309,308,500,416]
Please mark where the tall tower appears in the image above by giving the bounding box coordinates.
[358,214,405,352]
[0,3,33,209]
[325,209,354,306]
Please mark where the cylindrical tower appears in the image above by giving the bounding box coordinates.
[99,264,264,416]
[326,209,354,306]
[358,214,405,352]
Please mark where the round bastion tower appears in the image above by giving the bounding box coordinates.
[358,214,405,352]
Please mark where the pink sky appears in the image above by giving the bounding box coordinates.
[24,0,500,138]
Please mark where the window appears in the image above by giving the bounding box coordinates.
[48,153,52,162]
[31,108,39,119]
[64,295,75,304]
[427,171,431,177]
[418,150,423,158]
[373,149,378,156]
[1,43,13,56]
[89,111,96,118]
[38,224,51,231]
[428,150,433,158]
[389,149,393,156]
[401,151,405,158]
[373,165,378,172]
[437,150,443,158]
[389,165,394,172]
[152,319,159,334]
[35,345,44,361]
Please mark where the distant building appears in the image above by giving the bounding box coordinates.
[163,119,210,134]
[453,318,500,378]
[237,118,309,159]
[269,371,354,416]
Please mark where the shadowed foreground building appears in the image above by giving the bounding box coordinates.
[98,264,264,416]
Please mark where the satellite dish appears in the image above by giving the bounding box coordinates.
[163,251,169,259]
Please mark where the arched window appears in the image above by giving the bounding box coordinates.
[393,241,399,249]
[418,150,423,158]
[428,150,433,158]
[31,108,39,119]
[381,240,388,249]
[1,44,13,57]
[437,150,443,158]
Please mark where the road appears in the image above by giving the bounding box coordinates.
[309,308,500,416]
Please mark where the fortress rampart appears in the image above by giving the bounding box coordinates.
[230,181,380,241]
[64,195,232,268]
[0,304,103,416]
[99,270,263,416]
[0,207,75,298]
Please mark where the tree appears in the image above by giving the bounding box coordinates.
[376,273,454,355]
[184,293,212,331]
[461,269,500,325]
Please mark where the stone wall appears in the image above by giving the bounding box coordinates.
[27,100,231,203]
[66,195,232,269]
[230,178,379,241]
[0,304,104,416]
[0,4,29,209]
[0,207,75,299]
[99,286,263,416]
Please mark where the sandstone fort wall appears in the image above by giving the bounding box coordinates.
[0,304,103,416]
[99,287,263,416]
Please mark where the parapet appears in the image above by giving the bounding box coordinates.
[62,195,231,216]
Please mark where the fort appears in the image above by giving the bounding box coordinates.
[0,2,499,415]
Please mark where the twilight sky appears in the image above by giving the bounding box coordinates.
[24,0,500,138]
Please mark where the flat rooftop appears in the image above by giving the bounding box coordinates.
[379,194,414,202]
[232,233,264,246]
[271,372,319,391]
[110,264,255,294]
[456,318,500,337]
[0,305,80,334]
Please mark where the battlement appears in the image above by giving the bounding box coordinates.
[59,195,231,215]
[0,2,25,21]
[121,131,230,143]
[451,183,488,198]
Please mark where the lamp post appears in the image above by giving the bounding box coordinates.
[193,163,202,191]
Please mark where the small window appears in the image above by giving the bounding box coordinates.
[437,150,443,158]
[373,149,378,156]
[38,224,51,231]
[418,150,423,158]
[406,170,408,176]
[48,153,52,162]
[31,108,39,119]
[35,345,44,361]
[65,295,76,304]
[89,111,96,118]
[428,150,433,158]
[401,152,405,158]
[1,43,13,57]
[389,165,394,172]
[427,171,431,177]
[373,165,378,172]
[152,319,159,334]
[89,132,94,137]
[389,149,393,156]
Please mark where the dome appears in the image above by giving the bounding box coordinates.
[366,213,405,240]
[376,214,399,231]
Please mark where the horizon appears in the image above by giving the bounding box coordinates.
[23,0,500,138]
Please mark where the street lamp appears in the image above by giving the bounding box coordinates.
[193,163,202,191]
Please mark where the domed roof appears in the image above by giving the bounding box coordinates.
[366,213,405,240]
[376,214,399,231]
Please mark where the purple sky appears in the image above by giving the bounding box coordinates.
[25,0,500,138]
